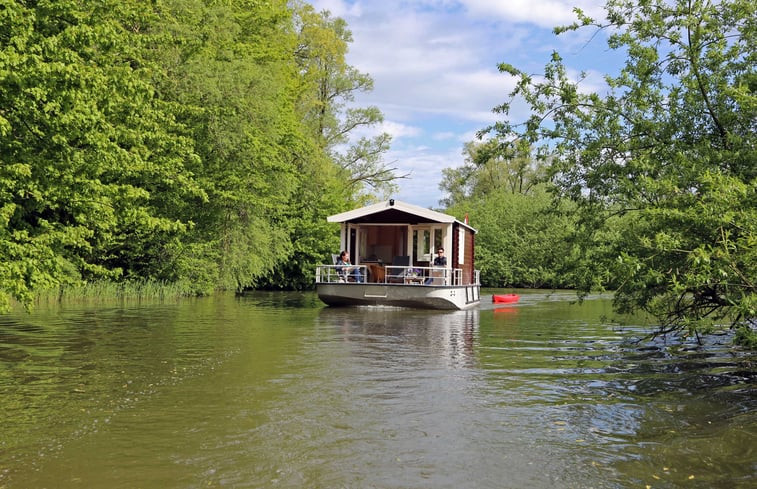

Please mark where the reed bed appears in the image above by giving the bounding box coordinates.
[33,280,198,307]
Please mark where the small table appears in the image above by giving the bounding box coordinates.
[404,276,424,285]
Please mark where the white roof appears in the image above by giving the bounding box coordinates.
[327,199,476,233]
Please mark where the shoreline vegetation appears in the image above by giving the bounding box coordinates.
[29,280,198,308]
[21,282,755,349]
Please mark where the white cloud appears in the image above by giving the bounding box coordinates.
[459,0,604,28]
[310,0,362,17]
[307,0,616,207]
[387,147,465,208]
[458,129,484,143]
[380,120,422,139]
[433,131,456,141]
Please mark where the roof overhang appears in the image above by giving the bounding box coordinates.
[328,200,477,233]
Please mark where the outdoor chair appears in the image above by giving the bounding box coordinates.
[332,254,347,282]
[386,256,410,283]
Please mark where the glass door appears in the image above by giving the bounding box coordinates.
[412,226,443,262]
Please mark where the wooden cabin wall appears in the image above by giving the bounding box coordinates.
[452,224,476,284]
[464,228,475,284]
[452,224,460,271]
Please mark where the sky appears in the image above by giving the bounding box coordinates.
[308,0,623,208]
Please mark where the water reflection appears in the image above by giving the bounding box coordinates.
[492,306,518,315]
[476,299,756,488]
[317,307,479,369]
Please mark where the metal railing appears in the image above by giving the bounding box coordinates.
[315,265,369,284]
[315,265,480,286]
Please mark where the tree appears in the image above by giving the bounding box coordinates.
[439,139,579,289]
[439,139,546,207]
[0,0,203,311]
[485,0,756,343]
[447,187,581,289]
[145,0,310,292]
[0,0,400,306]
[293,3,403,198]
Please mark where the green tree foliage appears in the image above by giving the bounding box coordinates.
[447,187,580,289]
[485,0,756,342]
[293,2,402,198]
[144,0,305,292]
[0,0,202,311]
[440,139,546,207]
[254,3,402,290]
[1,0,400,309]
[440,141,579,288]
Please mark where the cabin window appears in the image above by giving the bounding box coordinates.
[458,228,465,264]
[434,228,443,252]
[413,229,431,262]
[358,227,367,262]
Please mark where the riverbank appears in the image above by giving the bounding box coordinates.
[12,283,756,348]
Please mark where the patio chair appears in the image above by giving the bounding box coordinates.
[386,256,410,283]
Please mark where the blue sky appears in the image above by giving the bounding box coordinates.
[310,0,620,208]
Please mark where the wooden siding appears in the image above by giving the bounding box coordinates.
[452,224,476,285]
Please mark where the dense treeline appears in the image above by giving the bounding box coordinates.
[443,0,755,345]
[1,0,397,311]
[440,142,581,289]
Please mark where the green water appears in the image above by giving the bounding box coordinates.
[0,290,753,488]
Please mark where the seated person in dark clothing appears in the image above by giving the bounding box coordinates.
[336,251,364,283]
[425,248,447,284]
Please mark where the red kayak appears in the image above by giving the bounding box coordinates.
[492,294,520,304]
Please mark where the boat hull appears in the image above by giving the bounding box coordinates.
[492,294,520,304]
[317,283,481,310]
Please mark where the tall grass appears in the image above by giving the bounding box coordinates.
[33,280,200,307]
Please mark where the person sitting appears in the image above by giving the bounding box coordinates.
[425,248,447,285]
[336,251,364,283]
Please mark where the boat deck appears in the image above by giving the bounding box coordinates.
[315,264,479,287]
[315,265,481,310]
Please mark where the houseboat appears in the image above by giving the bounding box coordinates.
[315,199,481,310]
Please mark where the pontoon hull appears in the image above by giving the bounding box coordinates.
[317,283,481,310]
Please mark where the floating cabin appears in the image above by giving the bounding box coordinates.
[315,199,481,310]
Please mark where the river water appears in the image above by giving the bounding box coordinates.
[0,290,753,488]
